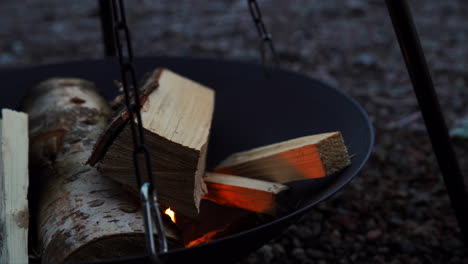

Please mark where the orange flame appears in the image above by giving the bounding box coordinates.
[164,208,176,223]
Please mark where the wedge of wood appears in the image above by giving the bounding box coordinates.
[203,172,288,215]
[21,78,181,263]
[0,109,29,264]
[88,68,215,217]
[215,132,350,183]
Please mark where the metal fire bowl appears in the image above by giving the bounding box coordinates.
[0,57,374,264]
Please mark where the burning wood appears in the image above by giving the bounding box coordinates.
[175,200,262,247]
[20,78,182,263]
[215,132,350,182]
[88,68,215,218]
[203,173,289,215]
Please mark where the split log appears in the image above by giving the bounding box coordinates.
[21,78,181,264]
[0,109,29,264]
[215,132,350,183]
[88,68,215,217]
[203,173,288,215]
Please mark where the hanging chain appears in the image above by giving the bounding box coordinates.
[247,0,279,67]
[109,0,168,262]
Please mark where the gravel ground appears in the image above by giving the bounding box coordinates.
[1,0,468,263]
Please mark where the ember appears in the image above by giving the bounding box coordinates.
[186,229,224,247]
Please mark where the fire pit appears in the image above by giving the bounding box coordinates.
[0,56,373,263]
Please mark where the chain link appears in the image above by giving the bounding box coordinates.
[247,0,279,67]
[105,1,276,261]
[109,0,167,262]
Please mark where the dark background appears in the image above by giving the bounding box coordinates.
[1,0,468,263]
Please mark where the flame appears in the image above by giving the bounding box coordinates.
[164,208,176,223]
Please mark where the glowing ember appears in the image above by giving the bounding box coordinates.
[186,229,224,247]
[165,208,176,223]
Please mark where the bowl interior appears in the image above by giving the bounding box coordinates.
[0,57,373,264]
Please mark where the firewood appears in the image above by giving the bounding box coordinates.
[21,78,181,263]
[215,132,350,183]
[203,173,289,215]
[88,68,215,217]
[0,109,29,264]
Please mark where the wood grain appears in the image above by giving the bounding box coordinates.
[203,173,288,215]
[0,109,29,264]
[215,132,350,183]
[91,68,215,217]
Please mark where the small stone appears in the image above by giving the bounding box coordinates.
[388,217,404,227]
[272,243,285,256]
[259,245,274,263]
[291,248,306,261]
[366,230,383,241]
[11,40,24,54]
[446,237,463,249]
[352,53,376,67]
[400,239,416,254]
[245,254,259,264]
[290,225,300,234]
[377,247,390,254]
[356,234,366,242]
[352,241,363,251]
[366,218,377,229]
[0,53,15,65]
[310,223,322,236]
[311,212,323,222]
[337,215,357,231]
[297,226,314,239]
[332,229,341,238]
[330,232,342,247]
[349,0,366,12]
[52,22,66,34]
[292,237,302,248]
[307,248,325,258]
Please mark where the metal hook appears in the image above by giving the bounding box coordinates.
[140,183,168,263]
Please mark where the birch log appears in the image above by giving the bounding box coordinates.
[21,78,180,264]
